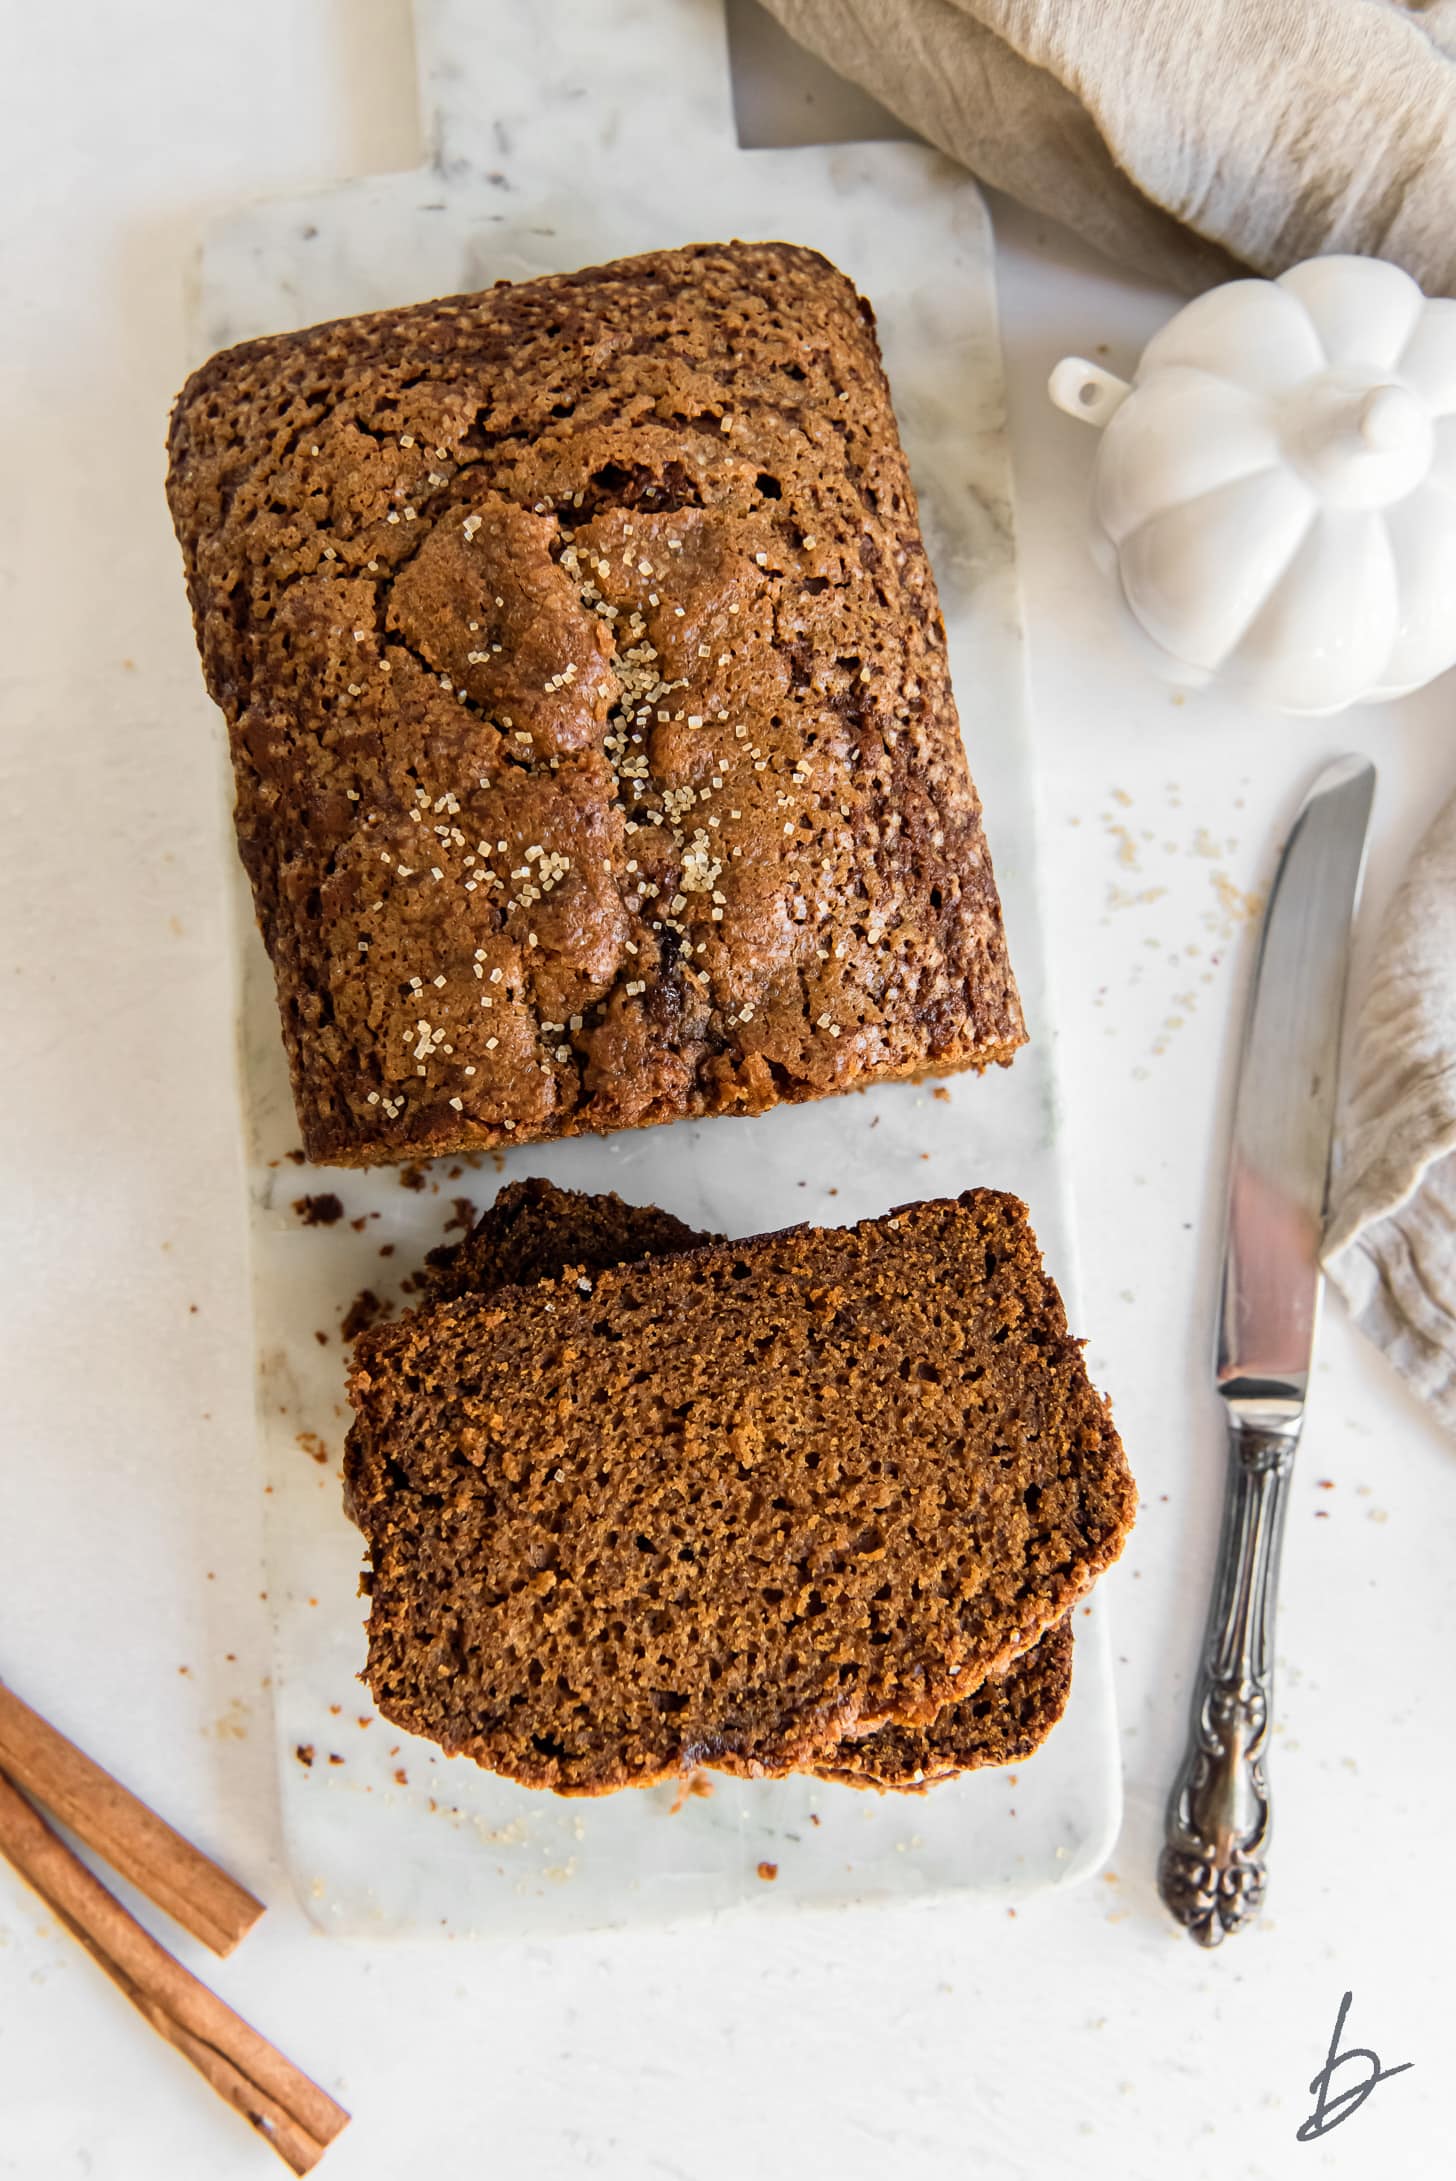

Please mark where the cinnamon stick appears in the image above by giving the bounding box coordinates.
[0,1769,348,2173]
[0,1675,262,1954]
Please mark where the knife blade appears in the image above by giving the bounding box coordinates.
[1159,754,1375,1947]
[1216,752,1377,1427]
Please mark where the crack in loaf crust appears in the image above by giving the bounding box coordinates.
[167,241,1026,1166]
[344,1190,1134,1795]
[415,1179,1077,1792]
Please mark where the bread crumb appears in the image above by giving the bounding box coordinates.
[293,1192,344,1226]
[341,1289,387,1341]
[668,1769,715,1814]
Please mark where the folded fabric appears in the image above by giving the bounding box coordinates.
[759,0,1456,295]
[1325,789,1456,1436]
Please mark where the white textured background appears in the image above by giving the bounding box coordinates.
[1,5,1450,2176]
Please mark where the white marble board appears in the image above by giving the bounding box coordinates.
[191,0,1120,1938]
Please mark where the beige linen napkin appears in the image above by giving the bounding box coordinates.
[1325,797,1456,1433]
[759,0,1456,294]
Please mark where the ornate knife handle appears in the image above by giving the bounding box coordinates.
[1158,1420,1296,1947]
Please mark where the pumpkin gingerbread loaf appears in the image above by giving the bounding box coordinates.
[167,242,1024,1168]
[344,1189,1131,1794]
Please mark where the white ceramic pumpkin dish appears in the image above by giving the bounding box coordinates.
[1051,256,1456,714]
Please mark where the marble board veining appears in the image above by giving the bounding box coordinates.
[193,0,1121,1937]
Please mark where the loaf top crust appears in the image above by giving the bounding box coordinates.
[168,242,1024,1165]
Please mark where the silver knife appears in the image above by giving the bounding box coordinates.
[1158,753,1375,1947]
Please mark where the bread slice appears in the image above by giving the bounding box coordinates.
[345,1189,1133,1793]
[414,1176,714,1310]
[815,1615,1074,1791]
[418,1180,1076,1790]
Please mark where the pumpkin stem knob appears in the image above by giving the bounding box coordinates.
[1358,384,1423,455]
[1284,376,1432,504]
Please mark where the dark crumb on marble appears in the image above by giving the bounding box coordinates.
[444,1195,477,1234]
[448,1165,464,1180]
[399,1165,428,1192]
[293,1192,344,1226]
[350,1216,368,1232]
[314,1330,329,1346]
[341,1289,387,1341]
[286,1149,306,1166]
[297,1431,330,1465]
[328,1753,344,1765]
[932,1086,952,1103]
[379,1244,395,1258]
[296,1744,315,1767]
[757,1861,778,1882]
[393,1768,408,1786]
